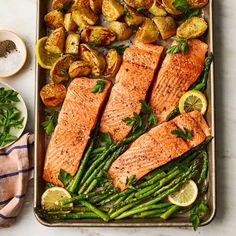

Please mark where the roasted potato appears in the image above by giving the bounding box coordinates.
[90,0,103,13]
[50,55,74,83]
[149,0,167,16]
[177,17,208,39]
[104,49,122,78]
[40,83,67,107]
[64,13,77,31]
[72,0,90,9]
[108,21,133,41]
[72,10,88,29]
[102,0,124,22]
[52,0,72,10]
[124,0,154,9]
[44,10,64,29]
[135,18,159,43]
[124,6,145,27]
[69,61,91,78]
[188,0,209,9]
[162,0,183,15]
[81,26,116,46]
[45,27,65,54]
[65,33,80,54]
[80,44,106,76]
[153,16,176,40]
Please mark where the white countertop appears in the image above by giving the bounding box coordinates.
[1,0,236,235]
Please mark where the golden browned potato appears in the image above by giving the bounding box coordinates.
[81,26,116,46]
[40,83,67,107]
[149,0,167,16]
[188,0,209,9]
[135,18,159,43]
[124,6,145,27]
[72,10,88,29]
[104,49,122,78]
[80,44,106,76]
[125,0,154,9]
[162,0,183,15]
[64,13,77,31]
[65,33,80,54]
[69,61,91,78]
[50,55,74,83]
[177,17,208,39]
[90,0,103,13]
[153,16,176,40]
[102,0,124,22]
[72,0,90,9]
[108,21,133,41]
[44,10,64,29]
[45,27,65,54]
[52,0,72,10]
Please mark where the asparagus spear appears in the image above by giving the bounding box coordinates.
[197,151,208,186]
[160,205,180,220]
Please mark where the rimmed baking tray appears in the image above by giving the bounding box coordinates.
[34,0,215,227]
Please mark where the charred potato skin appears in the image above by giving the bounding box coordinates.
[124,6,145,27]
[108,21,133,41]
[40,83,67,107]
[177,17,208,39]
[102,0,124,22]
[104,49,122,78]
[80,44,106,76]
[90,0,103,13]
[81,26,116,46]
[64,13,77,31]
[69,61,91,78]
[149,0,167,16]
[44,10,64,29]
[125,0,154,9]
[65,33,80,54]
[153,16,176,40]
[45,27,65,54]
[50,55,74,83]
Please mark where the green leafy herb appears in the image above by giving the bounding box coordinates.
[41,108,59,135]
[58,169,72,187]
[106,44,129,55]
[92,80,106,93]
[99,132,112,145]
[180,9,200,20]
[124,8,133,19]
[140,100,158,126]
[166,36,189,54]
[173,0,190,11]
[125,175,137,186]
[136,6,145,12]
[45,182,56,189]
[123,112,143,132]
[59,2,72,13]
[171,127,193,140]
[0,132,17,147]
[0,87,20,104]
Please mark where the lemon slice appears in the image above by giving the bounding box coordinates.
[179,90,208,115]
[168,180,198,207]
[36,37,61,69]
[41,187,73,213]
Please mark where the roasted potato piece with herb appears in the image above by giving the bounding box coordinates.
[149,0,167,16]
[102,0,124,22]
[124,0,154,9]
[162,0,183,15]
[65,33,80,54]
[153,16,176,39]
[104,49,122,78]
[44,10,64,29]
[40,83,67,107]
[177,17,208,39]
[45,27,65,54]
[81,26,116,46]
[50,55,74,83]
[90,0,103,13]
[69,61,91,78]
[188,0,209,9]
[52,0,72,10]
[80,44,106,76]
[64,13,77,31]
[124,6,145,27]
[135,18,159,43]
[108,21,133,41]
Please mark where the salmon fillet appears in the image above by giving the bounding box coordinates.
[100,42,164,141]
[108,111,210,191]
[150,39,208,124]
[43,78,111,186]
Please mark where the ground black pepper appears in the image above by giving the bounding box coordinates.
[0,40,17,58]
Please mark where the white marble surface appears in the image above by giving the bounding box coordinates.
[0,0,236,235]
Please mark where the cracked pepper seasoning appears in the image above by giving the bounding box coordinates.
[0,40,17,58]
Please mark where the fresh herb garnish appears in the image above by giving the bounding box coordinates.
[0,132,17,147]
[180,9,200,20]
[173,0,190,11]
[171,127,193,140]
[166,36,189,54]
[140,100,158,126]
[59,2,72,13]
[124,8,133,19]
[0,87,20,104]
[106,44,129,55]
[41,108,59,135]
[123,112,142,132]
[125,175,137,186]
[58,169,72,187]
[98,132,112,145]
[136,6,145,12]
[92,80,106,93]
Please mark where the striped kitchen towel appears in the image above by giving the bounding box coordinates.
[0,133,34,227]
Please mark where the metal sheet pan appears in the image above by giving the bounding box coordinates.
[34,0,215,227]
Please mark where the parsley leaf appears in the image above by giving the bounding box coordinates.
[58,169,72,187]
[123,112,143,132]
[173,0,190,11]
[136,6,145,12]
[0,132,17,147]
[41,108,59,135]
[180,9,200,20]
[98,132,112,145]
[106,44,129,55]
[166,37,189,54]
[125,175,137,186]
[124,8,133,19]
[171,127,193,140]
[0,87,20,104]
[140,100,158,126]
[92,80,106,93]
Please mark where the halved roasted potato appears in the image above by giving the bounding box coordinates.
[52,0,73,10]
[108,21,133,41]
[44,10,64,29]
[50,55,74,83]
[69,61,91,78]
[90,0,103,13]
[104,49,122,78]
[177,17,208,39]
[64,13,77,31]
[45,27,65,54]
[40,83,67,107]
[149,0,167,16]
[72,10,88,29]
[80,44,106,76]
[81,26,116,46]
[65,33,80,54]
[153,16,176,39]
[188,0,209,9]
[162,0,183,15]
[102,0,124,22]
[124,6,145,27]
[125,0,154,9]
[135,18,159,43]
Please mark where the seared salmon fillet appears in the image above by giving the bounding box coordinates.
[150,39,208,124]
[43,78,111,186]
[108,111,210,191]
[100,42,164,141]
